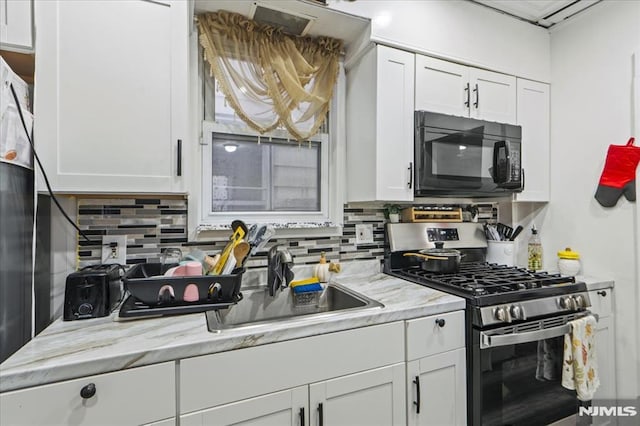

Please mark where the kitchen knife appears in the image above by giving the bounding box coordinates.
[509,225,524,241]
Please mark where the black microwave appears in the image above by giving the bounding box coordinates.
[414,111,523,197]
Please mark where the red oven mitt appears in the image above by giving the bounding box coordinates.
[594,137,640,207]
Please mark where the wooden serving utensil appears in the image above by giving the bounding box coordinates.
[403,252,449,261]
[213,227,245,275]
[234,241,251,267]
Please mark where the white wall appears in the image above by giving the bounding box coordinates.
[328,0,550,82]
[546,0,640,399]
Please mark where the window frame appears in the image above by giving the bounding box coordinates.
[200,122,330,225]
[189,41,346,238]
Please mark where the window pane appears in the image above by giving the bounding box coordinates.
[211,134,320,212]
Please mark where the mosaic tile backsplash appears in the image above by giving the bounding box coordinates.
[77,198,497,269]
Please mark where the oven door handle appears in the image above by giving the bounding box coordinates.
[480,323,571,349]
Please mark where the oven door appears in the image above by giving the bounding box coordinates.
[470,312,590,426]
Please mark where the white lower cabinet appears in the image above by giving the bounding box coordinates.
[182,364,406,426]
[309,363,406,426]
[405,311,467,426]
[1,312,467,426]
[0,362,176,426]
[181,386,308,426]
[406,348,467,426]
[589,288,617,426]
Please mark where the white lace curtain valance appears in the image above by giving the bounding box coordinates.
[197,10,343,141]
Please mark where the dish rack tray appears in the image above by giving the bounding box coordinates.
[123,263,244,308]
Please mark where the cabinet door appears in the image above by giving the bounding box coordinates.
[514,79,550,202]
[34,0,187,193]
[407,348,466,426]
[469,68,517,124]
[309,363,406,426]
[593,316,617,426]
[0,0,33,52]
[180,386,308,426]
[375,45,415,201]
[0,362,175,426]
[415,55,470,118]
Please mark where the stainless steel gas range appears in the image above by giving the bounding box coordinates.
[384,222,593,426]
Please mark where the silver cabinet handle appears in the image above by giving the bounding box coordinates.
[408,162,413,189]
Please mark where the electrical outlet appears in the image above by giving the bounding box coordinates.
[101,235,127,265]
[355,224,374,245]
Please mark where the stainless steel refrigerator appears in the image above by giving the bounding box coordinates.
[0,160,34,363]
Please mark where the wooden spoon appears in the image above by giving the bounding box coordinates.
[234,241,251,267]
[403,252,449,261]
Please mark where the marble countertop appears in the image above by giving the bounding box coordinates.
[0,260,465,393]
[579,275,615,291]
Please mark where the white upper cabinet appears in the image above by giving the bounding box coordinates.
[34,0,188,193]
[469,68,517,124]
[346,45,415,202]
[0,0,33,52]
[514,79,550,202]
[414,56,469,118]
[415,55,517,125]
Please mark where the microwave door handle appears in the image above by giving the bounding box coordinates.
[492,142,500,182]
[492,141,511,184]
[480,323,571,349]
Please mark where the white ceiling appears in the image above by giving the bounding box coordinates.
[471,0,602,28]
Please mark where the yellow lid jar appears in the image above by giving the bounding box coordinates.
[557,247,581,276]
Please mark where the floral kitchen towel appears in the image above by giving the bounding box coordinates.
[562,315,600,400]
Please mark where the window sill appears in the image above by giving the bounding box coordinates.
[195,222,343,240]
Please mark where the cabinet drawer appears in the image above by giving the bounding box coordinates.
[406,311,465,361]
[180,322,404,414]
[589,289,612,318]
[0,362,175,426]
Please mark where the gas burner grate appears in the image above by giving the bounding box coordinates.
[402,262,575,296]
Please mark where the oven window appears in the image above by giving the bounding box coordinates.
[480,336,577,426]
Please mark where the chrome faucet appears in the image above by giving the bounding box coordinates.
[267,245,294,296]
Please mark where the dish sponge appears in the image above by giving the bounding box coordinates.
[290,277,322,293]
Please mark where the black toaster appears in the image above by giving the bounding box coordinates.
[63,264,124,320]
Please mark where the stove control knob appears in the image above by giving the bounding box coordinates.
[559,296,577,311]
[573,295,587,309]
[510,304,526,321]
[494,306,511,323]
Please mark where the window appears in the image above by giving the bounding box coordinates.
[202,124,330,224]
[196,53,344,231]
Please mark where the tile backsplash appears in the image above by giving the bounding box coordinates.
[77,197,497,269]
